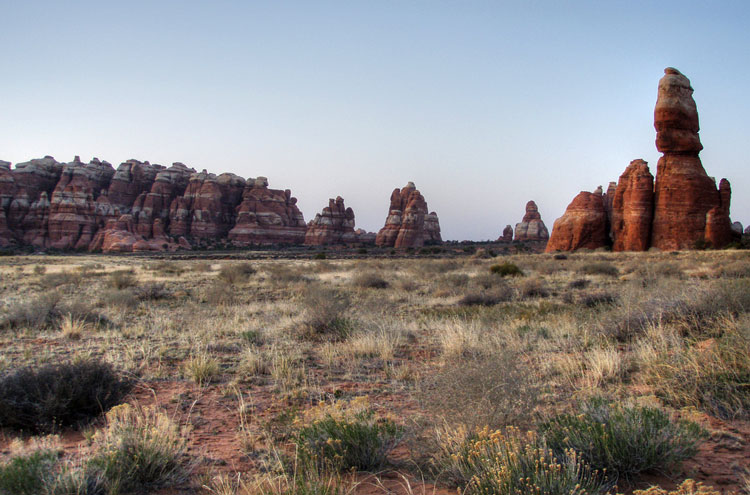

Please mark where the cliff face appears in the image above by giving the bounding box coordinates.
[545,191,609,252]
[0,158,307,252]
[547,68,735,252]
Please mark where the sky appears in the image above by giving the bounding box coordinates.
[2,0,749,241]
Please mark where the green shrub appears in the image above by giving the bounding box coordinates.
[296,406,403,472]
[0,360,133,432]
[433,426,610,494]
[489,262,523,277]
[88,403,190,494]
[0,449,58,495]
[313,252,327,260]
[540,399,704,481]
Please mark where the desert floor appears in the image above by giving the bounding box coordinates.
[0,248,748,494]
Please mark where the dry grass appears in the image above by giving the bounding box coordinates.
[0,250,748,493]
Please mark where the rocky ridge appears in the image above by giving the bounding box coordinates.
[0,158,310,252]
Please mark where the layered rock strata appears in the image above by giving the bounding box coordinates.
[375,182,442,248]
[0,157,307,252]
[304,196,357,245]
[547,68,735,252]
[611,159,654,252]
[227,177,306,245]
[513,201,549,242]
[651,68,733,250]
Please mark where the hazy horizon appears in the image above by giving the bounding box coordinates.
[3,1,749,240]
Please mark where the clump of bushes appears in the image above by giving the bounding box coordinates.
[0,449,59,495]
[420,352,541,431]
[0,360,133,432]
[518,277,550,299]
[1,291,64,331]
[458,286,513,306]
[108,269,136,289]
[539,398,704,481]
[578,262,619,277]
[489,262,523,277]
[0,404,190,495]
[578,290,618,308]
[351,271,389,289]
[433,426,611,494]
[218,262,256,284]
[296,399,403,472]
[300,287,352,339]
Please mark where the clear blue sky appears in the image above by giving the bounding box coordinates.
[2,1,749,240]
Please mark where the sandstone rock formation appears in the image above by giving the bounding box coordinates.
[731,222,743,235]
[375,182,441,248]
[354,229,377,244]
[651,68,733,250]
[227,177,306,245]
[304,196,357,245]
[611,159,654,251]
[499,225,513,243]
[548,68,734,252]
[0,157,307,252]
[545,190,609,252]
[513,201,549,242]
[744,225,750,235]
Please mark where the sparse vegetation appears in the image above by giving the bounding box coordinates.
[0,250,747,493]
